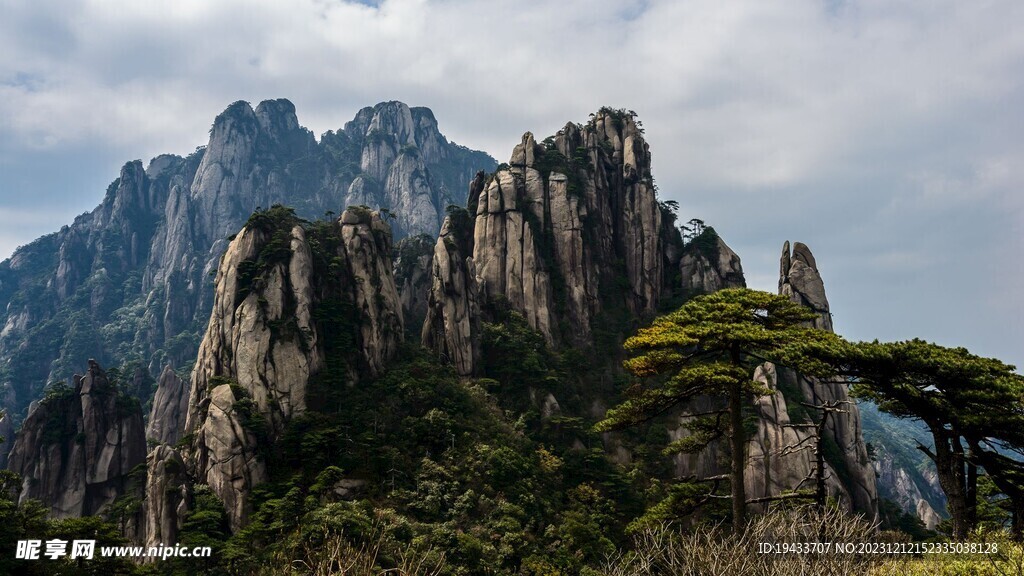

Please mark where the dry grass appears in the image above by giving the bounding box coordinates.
[255,519,446,576]
[599,505,1024,576]
[599,504,880,576]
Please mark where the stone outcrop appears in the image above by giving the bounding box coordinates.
[861,402,947,526]
[142,445,189,554]
[672,360,853,510]
[6,360,146,518]
[917,500,942,530]
[671,243,877,515]
[146,366,189,445]
[778,241,878,514]
[873,445,943,529]
[0,99,494,425]
[423,110,683,373]
[422,204,481,376]
[743,364,817,504]
[780,241,832,331]
[182,206,403,531]
[679,230,746,293]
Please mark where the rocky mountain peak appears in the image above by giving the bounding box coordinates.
[255,98,300,135]
[104,161,152,225]
[423,108,680,374]
[780,240,831,331]
[146,365,188,446]
[182,205,404,531]
[679,229,746,294]
[255,98,314,158]
[779,240,876,512]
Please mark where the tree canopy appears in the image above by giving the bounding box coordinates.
[596,288,843,531]
[817,338,1024,539]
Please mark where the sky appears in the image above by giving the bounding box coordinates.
[0,0,1021,369]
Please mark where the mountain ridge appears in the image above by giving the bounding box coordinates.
[0,99,496,436]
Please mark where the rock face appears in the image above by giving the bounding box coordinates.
[142,445,189,553]
[0,99,494,428]
[860,401,947,527]
[182,206,403,531]
[679,231,746,293]
[146,366,189,445]
[0,410,13,468]
[393,234,436,333]
[874,445,943,529]
[6,360,146,518]
[423,110,683,373]
[778,241,878,514]
[422,205,481,376]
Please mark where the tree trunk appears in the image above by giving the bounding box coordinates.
[966,440,1024,542]
[729,349,746,534]
[815,431,826,511]
[1014,499,1024,542]
[928,428,968,540]
[966,449,977,533]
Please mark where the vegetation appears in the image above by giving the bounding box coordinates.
[0,470,138,576]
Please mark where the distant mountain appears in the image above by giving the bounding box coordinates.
[861,402,946,528]
[0,99,496,432]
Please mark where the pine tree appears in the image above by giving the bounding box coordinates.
[595,288,838,532]
[841,339,1024,540]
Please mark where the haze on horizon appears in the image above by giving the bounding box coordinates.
[0,0,1021,369]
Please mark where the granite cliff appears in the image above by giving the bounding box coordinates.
[0,104,900,553]
[174,205,403,531]
[422,109,686,374]
[6,360,146,518]
[778,241,877,513]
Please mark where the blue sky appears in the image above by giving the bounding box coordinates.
[0,0,1021,368]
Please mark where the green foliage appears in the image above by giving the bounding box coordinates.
[598,289,825,434]
[0,471,144,575]
[0,471,50,576]
[480,307,558,409]
[830,338,1024,539]
[199,343,658,574]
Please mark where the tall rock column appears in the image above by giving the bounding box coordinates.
[146,366,189,446]
[422,207,481,376]
[779,241,878,515]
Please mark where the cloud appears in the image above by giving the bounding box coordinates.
[0,0,1021,368]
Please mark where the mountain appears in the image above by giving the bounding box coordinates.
[0,99,496,436]
[0,104,890,573]
[415,110,877,515]
[420,110,686,375]
[182,205,404,531]
[862,402,946,528]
